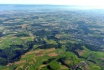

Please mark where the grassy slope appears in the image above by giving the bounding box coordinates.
[0,40,104,70]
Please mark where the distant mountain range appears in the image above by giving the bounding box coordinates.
[0,4,104,11]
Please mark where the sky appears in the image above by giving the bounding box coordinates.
[0,0,104,8]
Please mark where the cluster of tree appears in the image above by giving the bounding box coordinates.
[85,44,102,51]
[47,35,58,41]
[66,43,83,57]
[33,30,51,37]
[0,20,3,24]
[66,43,83,51]
[43,58,55,64]
[57,57,70,68]
[51,31,60,36]
[3,22,23,26]
[57,57,82,70]
[16,33,29,37]
[31,23,42,27]
[31,16,39,19]
[0,41,34,65]
[34,37,46,45]
[66,42,102,58]
[0,32,2,37]
[64,29,79,34]
[38,44,58,49]
[4,18,15,21]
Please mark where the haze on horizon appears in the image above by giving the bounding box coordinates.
[0,0,104,9]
